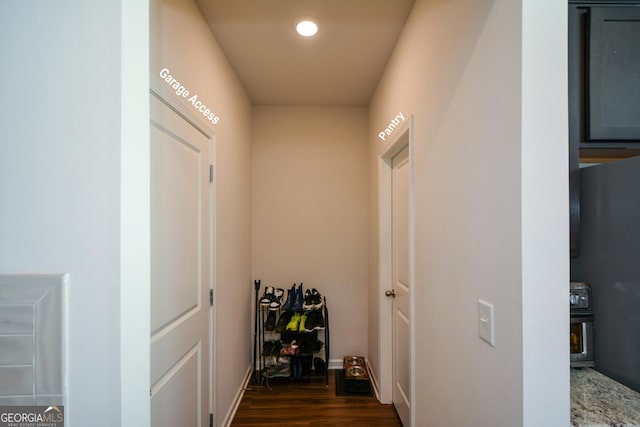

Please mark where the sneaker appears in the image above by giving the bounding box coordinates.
[298,312,308,332]
[310,288,323,309]
[286,312,301,332]
[265,357,291,377]
[269,288,285,311]
[302,289,314,311]
[306,309,325,330]
[264,310,276,331]
[302,311,316,332]
[312,339,323,353]
[259,286,274,307]
[275,311,293,333]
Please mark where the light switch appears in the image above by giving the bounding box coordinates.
[478,299,495,347]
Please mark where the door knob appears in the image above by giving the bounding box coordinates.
[385,289,396,298]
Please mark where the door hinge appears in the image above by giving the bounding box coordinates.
[209,413,213,427]
[209,289,214,306]
[209,164,214,183]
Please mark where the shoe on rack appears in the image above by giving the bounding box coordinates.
[313,357,326,375]
[313,308,325,330]
[279,343,291,356]
[265,357,291,378]
[304,309,324,330]
[298,312,308,333]
[281,340,299,356]
[312,339,323,353]
[310,288,323,309]
[262,340,274,356]
[269,288,285,311]
[281,284,296,311]
[291,283,304,311]
[302,311,316,332]
[302,289,314,311]
[299,338,309,354]
[264,310,276,331]
[272,340,283,356]
[259,286,275,307]
[275,310,293,333]
[286,312,301,332]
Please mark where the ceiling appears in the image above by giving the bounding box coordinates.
[195,0,416,106]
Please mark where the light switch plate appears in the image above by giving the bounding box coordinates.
[478,299,495,347]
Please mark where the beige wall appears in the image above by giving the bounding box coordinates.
[252,106,369,363]
[369,0,569,425]
[151,0,253,425]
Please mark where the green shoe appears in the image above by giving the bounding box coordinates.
[298,312,308,333]
[286,312,301,331]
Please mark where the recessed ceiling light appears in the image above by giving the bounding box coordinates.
[296,20,318,37]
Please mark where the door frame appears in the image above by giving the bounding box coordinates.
[149,76,218,425]
[378,115,415,426]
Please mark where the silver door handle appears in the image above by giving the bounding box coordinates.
[385,289,396,298]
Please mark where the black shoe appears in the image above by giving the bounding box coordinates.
[314,357,326,375]
[302,289,314,311]
[303,310,317,332]
[306,309,325,330]
[310,288,323,309]
[275,311,293,333]
[272,340,283,356]
[269,288,285,311]
[263,340,274,356]
[315,309,325,330]
[264,310,276,331]
[299,338,310,354]
[259,286,275,307]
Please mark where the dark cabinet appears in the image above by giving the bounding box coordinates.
[588,7,640,141]
[569,3,640,148]
[568,2,640,257]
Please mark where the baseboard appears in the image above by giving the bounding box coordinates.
[220,365,252,427]
[328,358,343,370]
[365,358,381,401]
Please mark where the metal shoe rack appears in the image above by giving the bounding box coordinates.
[252,282,330,389]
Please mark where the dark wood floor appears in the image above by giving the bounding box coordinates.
[230,370,403,427]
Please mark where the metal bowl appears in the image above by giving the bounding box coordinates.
[347,365,366,377]
[345,356,364,366]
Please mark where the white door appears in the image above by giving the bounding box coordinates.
[150,93,211,427]
[391,145,410,426]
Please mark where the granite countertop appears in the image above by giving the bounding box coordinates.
[571,368,640,427]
